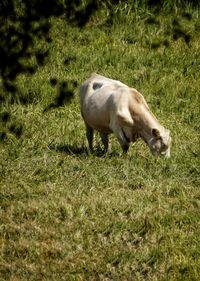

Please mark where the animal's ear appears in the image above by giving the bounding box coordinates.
[152,128,161,138]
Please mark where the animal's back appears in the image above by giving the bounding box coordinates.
[80,73,127,100]
[80,74,132,133]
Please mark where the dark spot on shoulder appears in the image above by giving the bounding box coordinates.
[93,82,103,90]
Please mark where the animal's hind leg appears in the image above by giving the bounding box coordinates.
[100,132,109,152]
[85,123,94,151]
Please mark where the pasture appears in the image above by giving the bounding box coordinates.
[0,2,200,280]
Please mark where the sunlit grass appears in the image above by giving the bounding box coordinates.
[0,4,200,281]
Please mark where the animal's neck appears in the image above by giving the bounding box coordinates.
[135,107,162,143]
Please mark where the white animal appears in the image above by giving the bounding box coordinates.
[80,73,171,157]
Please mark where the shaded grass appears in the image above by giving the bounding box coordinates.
[1,3,200,281]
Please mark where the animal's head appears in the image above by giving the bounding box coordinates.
[148,128,172,157]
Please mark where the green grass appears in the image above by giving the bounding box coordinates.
[1,3,200,280]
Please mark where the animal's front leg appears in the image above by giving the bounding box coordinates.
[100,132,109,153]
[121,142,129,153]
[120,136,130,153]
[111,126,130,153]
[85,123,94,151]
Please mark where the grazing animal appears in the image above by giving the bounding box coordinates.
[80,73,171,157]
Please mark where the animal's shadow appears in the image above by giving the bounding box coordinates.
[49,143,88,155]
[49,143,118,157]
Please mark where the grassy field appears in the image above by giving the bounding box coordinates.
[0,2,200,280]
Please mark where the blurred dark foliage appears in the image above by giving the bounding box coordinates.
[0,0,104,101]
[50,78,58,87]
[148,0,199,9]
[44,80,77,112]
[182,12,193,21]
[64,55,77,65]
[0,0,118,139]
[172,18,192,44]
[0,109,24,141]
[0,0,198,100]
[0,0,123,108]
[145,8,194,49]
[145,16,160,25]
[0,0,198,139]
[8,123,23,138]
[0,131,6,141]
[0,111,11,123]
